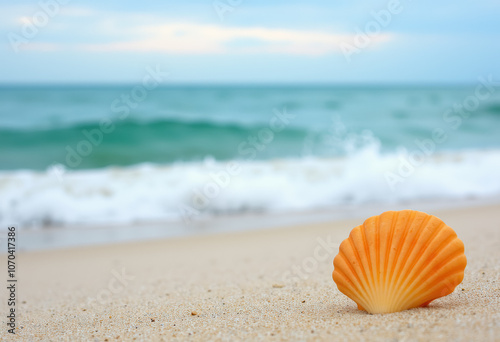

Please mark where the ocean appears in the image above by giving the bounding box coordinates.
[1,84,500,229]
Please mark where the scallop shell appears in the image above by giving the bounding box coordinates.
[332,210,467,314]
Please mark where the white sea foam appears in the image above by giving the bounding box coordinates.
[1,146,500,229]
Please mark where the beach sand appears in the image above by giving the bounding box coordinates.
[3,204,500,341]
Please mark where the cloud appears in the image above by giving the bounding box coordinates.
[0,3,394,56]
[84,22,394,55]
[19,42,60,52]
[63,22,394,56]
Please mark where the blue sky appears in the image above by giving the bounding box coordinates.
[1,0,499,84]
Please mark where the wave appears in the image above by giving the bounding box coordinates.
[0,116,289,137]
[485,103,500,115]
[0,118,310,170]
[1,146,500,229]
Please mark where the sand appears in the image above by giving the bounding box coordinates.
[2,204,500,341]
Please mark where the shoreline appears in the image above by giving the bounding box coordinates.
[3,202,499,340]
[9,195,500,252]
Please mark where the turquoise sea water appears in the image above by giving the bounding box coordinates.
[1,85,499,171]
[1,84,500,228]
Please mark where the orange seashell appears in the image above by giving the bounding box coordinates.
[332,210,467,314]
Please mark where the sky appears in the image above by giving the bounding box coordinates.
[1,0,499,84]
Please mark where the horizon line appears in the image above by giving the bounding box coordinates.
[0,81,477,88]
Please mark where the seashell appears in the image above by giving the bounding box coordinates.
[332,210,467,314]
